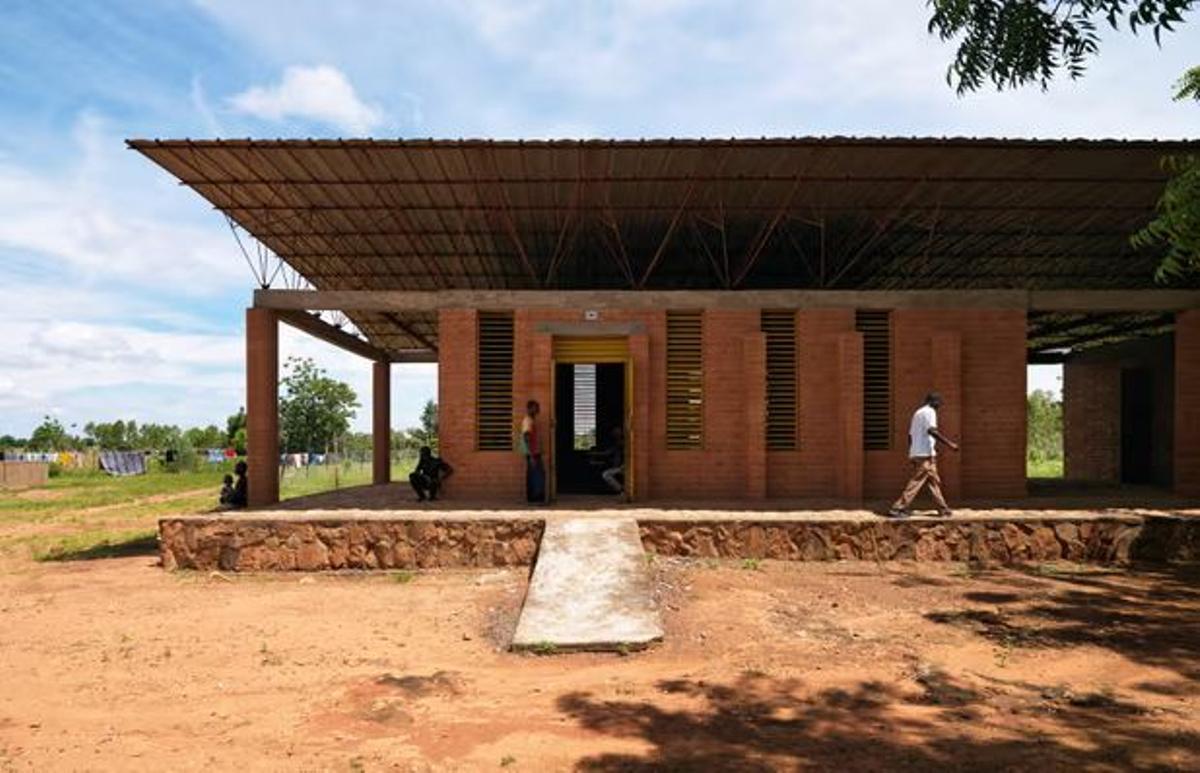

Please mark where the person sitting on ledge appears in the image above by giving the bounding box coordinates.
[410,446,453,502]
[229,460,248,509]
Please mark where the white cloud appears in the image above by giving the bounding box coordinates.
[195,1,1199,139]
[0,112,242,293]
[228,64,383,134]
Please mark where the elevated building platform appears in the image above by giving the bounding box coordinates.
[159,485,1200,572]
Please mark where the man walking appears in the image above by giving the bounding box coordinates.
[521,400,545,504]
[888,392,959,518]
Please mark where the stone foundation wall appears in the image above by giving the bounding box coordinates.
[160,514,1199,572]
[639,517,1200,565]
[159,518,544,571]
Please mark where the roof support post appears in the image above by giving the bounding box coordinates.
[1174,310,1200,498]
[373,361,391,486]
[246,307,280,507]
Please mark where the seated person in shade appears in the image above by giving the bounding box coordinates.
[218,474,235,507]
[598,426,626,499]
[229,460,248,509]
[410,446,453,502]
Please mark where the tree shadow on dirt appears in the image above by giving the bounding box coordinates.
[556,670,1197,771]
[924,562,1200,681]
[35,533,158,562]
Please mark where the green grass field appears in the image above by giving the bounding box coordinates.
[1027,458,1064,479]
[0,459,414,562]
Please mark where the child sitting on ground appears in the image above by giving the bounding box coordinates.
[219,474,235,507]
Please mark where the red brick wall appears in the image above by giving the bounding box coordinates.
[438,309,524,499]
[648,309,761,499]
[767,310,856,498]
[1063,359,1122,485]
[744,332,767,499]
[1064,335,1176,487]
[836,331,865,501]
[864,309,1026,501]
[1176,311,1200,497]
[438,306,1027,503]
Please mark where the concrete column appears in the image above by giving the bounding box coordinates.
[373,360,391,486]
[931,331,962,501]
[744,332,767,499]
[246,308,279,507]
[1176,310,1200,497]
[837,331,864,501]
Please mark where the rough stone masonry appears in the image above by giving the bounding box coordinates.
[158,513,1199,571]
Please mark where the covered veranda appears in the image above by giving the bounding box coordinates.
[129,136,1200,513]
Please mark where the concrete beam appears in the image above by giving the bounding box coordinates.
[256,288,1200,313]
[276,309,436,363]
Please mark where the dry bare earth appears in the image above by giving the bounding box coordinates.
[0,549,1197,772]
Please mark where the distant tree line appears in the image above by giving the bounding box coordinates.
[3,357,438,462]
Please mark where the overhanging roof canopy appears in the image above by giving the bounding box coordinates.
[129,136,1199,353]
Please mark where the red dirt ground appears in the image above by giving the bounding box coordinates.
[0,551,1197,771]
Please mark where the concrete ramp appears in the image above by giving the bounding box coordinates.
[512,518,663,652]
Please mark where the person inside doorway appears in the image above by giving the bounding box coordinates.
[887,392,959,518]
[410,446,453,502]
[521,400,545,504]
[597,426,626,500]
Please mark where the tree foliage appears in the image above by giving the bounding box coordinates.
[278,357,359,454]
[225,407,247,451]
[1026,389,1063,463]
[411,400,439,451]
[927,0,1194,94]
[28,416,73,452]
[184,424,227,449]
[1131,70,1200,279]
[928,2,1198,280]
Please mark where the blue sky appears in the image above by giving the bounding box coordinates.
[1,1,1197,437]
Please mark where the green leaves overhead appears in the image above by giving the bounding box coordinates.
[1132,154,1200,281]
[927,0,1194,94]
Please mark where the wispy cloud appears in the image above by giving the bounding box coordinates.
[0,112,241,293]
[227,64,383,134]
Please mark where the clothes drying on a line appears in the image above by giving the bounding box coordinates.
[99,450,147,476]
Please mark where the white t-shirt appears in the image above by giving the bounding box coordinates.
[908,404,938,458]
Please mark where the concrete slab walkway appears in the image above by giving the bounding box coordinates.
[511,518,663,652]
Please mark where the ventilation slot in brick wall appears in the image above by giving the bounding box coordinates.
[762,310,798,450]
[476,311,514,451]
[666,310,704,449]
[856,310,892,450]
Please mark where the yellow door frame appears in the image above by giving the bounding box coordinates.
[549,336,635,501]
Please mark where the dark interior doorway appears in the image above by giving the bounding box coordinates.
[554,362,625,495]
[1120,367,1154,485]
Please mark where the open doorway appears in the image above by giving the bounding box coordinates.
[1120,368,1155,484]
[554,362,626,495]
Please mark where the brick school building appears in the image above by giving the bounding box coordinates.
[132,137,1200,507]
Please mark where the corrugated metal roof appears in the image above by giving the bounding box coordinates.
[129,136,1199,353]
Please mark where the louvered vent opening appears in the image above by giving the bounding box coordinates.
[855,310,892,450]
[476,311,514,451]
[762,310,797,450]
[666,310,704,449]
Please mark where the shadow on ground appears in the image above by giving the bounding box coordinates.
[923,562,1200,682]
[557,669,1197,771]
[36,534,159,562]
